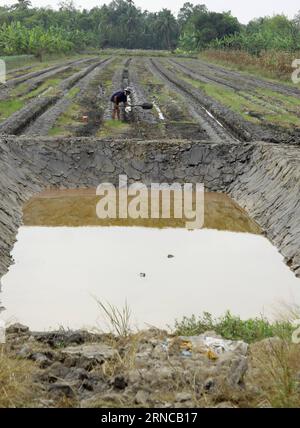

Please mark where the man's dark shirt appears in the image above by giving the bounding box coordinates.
[110,90,127,104]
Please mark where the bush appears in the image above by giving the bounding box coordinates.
[174,311,294,343]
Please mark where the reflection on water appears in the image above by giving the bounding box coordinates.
[1,189,299,331]
[23,188,261,233]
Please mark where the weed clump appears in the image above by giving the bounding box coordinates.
[174,311,294,343]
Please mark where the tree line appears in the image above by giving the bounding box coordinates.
[0,0,300,58]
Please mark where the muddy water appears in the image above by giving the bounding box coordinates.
[1,190,299,331]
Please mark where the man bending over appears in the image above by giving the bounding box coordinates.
[110,87,132,120]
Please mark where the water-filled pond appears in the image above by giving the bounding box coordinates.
[1,189,299,331]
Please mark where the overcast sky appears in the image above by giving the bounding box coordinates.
[1,0,299,24]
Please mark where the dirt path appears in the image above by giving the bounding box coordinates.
[129,58,209,140]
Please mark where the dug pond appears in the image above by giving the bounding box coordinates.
[1,189,299,331]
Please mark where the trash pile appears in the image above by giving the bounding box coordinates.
[163,332,248,360]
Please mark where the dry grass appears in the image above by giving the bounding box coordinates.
[201,49,300,82]
[101,332,142,379]
[246,305,300,408]
[247,338,300,408]
[95,299,132,337]
[0,345,37,408]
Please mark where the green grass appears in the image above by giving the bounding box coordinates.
[48,126,64,136]
[177,72,300,127]
[97,119,131,137]
[10,82,29,95]
[48,102,82,136]
[0,99,25,120]
[12,78,62,99]
[0,77,65,123]
[104,119,128,128]
[174,311,294,343]
[255,88,300,126]
[181,75,265,120]
[264,112,300,127]
[66,87,80,99]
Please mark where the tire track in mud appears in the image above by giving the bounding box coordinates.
[149,58,241,143]
[24,58,113,136]
[0,58,111,136]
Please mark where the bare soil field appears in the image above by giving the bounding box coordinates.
[1,53,300,143]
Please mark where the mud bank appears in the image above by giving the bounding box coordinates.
[0,137,300,279]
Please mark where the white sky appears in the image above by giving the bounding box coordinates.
[0,0,299,24]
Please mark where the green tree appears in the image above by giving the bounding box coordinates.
[156,9,179,50]
[13,0,32,10]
